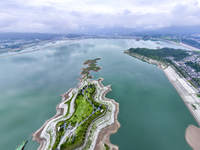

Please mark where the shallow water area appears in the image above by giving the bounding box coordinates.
[0,39,197,150]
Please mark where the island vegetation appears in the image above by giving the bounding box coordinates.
[128,47,189,61]
[50,58,108,150]
[81,58,101,76]
[104,143,110,150]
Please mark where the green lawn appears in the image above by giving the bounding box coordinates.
[68,94,93,125]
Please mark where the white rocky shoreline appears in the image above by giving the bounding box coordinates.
[32,75,120,150]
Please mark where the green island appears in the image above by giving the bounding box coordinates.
[81,58,101,76]
[32,58,119,150]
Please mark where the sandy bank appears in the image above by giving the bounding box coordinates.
[163,66,200,125]
[163,67,200,149]
[93,79,120,150]
[186,125,200,150]
[94,100,120,150]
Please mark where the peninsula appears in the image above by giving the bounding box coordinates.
[124,48,200,149]
[32,58,120,150]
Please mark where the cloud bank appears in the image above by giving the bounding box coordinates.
[0,0,200,33]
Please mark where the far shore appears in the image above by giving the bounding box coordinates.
[180,42,200,51]
[152,38,200,51]
[0,39,81,59]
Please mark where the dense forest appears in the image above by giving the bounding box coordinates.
[185,61,200,72]
[128,47,189,61]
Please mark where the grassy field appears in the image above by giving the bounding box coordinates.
[68,94,94,125]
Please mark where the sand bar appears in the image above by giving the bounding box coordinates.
[186,125,200,150]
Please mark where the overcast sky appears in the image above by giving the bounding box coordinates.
[0,0,200,33]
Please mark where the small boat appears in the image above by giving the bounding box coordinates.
[15,140,28,150]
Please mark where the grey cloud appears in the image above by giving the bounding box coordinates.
[172,1,200,17]
[0,0,200,33]
[123,9,131,15]
[170,1,200,26]
[70,10,82,17]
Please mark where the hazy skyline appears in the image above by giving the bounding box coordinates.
[0,0,200,33]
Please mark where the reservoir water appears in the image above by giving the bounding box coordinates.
[0,39,198,150]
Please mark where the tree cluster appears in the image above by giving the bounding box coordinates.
[128,47,189,61]
[186,61,200,72]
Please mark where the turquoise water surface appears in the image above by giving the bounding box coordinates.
[0,39,197,150]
